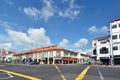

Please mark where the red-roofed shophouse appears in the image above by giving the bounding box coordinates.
[13,45,79,64]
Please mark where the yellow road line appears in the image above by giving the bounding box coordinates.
[54,65,66,80]
[61,74,66,80]
[0,69,41,80]
[75,66,90,80]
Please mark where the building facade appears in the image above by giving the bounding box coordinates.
[92,36,110,65]
[0,49,15,63]
[92,18,120,65]
[77,52,91,64]
[13,45,78,64]
[110,18,120,65]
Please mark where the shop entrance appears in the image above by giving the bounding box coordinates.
[100,57,109,65]
[114,59,120,65]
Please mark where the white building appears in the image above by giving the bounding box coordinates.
[77,52,91,64]
[110,18,120,65]
[92,36,110,65]
[92,18,120,65]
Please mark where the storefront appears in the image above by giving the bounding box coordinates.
[114,55,120,65]
[63,57,78,64]
[100,57,109,65]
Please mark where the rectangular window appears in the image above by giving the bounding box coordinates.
[112,25,117,29]
[100,41,107,44]
[119,24,120,27]
[112,35,117,39]
[113,46,118,50]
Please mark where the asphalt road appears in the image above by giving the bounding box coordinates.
[0,64,120,80]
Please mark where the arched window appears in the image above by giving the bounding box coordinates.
[100,47,108,54]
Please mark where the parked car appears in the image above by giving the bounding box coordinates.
[85,61,91,65]
[18,61,26,64]
[25,61,39,65]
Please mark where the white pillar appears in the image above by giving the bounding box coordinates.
[62,59,63,64]
[68,59,69,64]
[78,59,80,64]
[47,52,49,64]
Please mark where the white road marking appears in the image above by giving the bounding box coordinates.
[7,73,14,77]
[0,72,14,80]
[98,70,104,80]
[97,66,104,80]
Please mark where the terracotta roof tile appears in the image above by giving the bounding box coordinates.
[80,53,91,57]
[111,18,120,23]
[14,45,63,55]
[93,36,109,40]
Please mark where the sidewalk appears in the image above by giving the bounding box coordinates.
[92,64,120,68]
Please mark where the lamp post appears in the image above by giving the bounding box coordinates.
[110,38,114,66]
[108,27,114,65]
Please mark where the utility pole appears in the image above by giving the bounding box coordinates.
[110,36,114,65]
[109,25,114,66]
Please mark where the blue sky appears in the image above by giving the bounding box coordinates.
[0,0,120,53]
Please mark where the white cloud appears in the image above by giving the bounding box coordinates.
[0,43,15,50]
[61,0,68,3]
[40,0,55,21]
[58,0,80,19]
[28,28,51,46]
[7,30,33,45]
[0,20,21,31]
[100,26,109,33]
[23,0,80,21]
[5,0,14,5]
[23,0,55,21]
[0,34,11,42]
[74,38,88,48]
[7,27,51,47]
[88,26,109,34]
[23,7,41,20]
[0,21,51,50]
[88,26,98,34]
[0,21,13,29]
[58,38,69,48]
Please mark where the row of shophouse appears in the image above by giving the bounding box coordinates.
[92,18,120,65]
[0,45,91,64]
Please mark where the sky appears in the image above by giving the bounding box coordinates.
[0,0,120,53]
